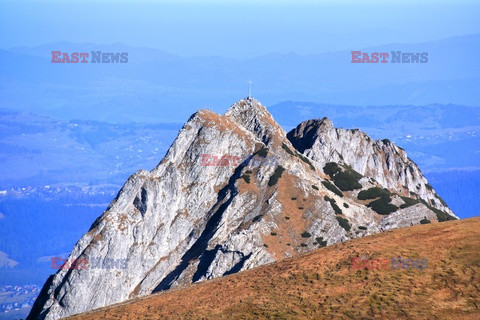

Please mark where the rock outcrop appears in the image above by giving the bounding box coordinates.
[287,118,454,215]
[28,98,457,320]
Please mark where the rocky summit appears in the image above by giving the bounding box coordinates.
[28,98,457,320]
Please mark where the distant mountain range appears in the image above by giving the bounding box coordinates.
[1,34,479,123]
[0,251,17,268]
[0,110,182,188]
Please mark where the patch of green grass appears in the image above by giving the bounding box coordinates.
[420,218,431,224]
[315,237,327,247]
[419,199,456,222]
[357,187,400,215]
[399,196,419,209]
[336,216,351,231]
[433,209,453,222]
[240,174,251,184]
[268,166,285,186]
[324,196,343,215]
[301,231,312,238]
[321,180,344,197]
[257,146,268,158]
[357,187,392,200]
[367,196,398,215]
[323,162,362,191]
[343,203,349,208]
[281,143,295,156]
[253,215,263,222]
[296,152,316,170]
[323,162,341,176]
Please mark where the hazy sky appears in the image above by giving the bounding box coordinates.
[1,0,479,58]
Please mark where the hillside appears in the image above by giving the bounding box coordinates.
[67,217,480,319]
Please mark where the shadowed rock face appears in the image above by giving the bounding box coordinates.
[28,98,457,320]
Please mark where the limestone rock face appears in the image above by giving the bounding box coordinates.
[287,118,454,215]
[28,99,457,320]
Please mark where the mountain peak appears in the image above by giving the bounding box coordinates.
[225,98,271,124]
[286,118,334,153]
[226,97,263,111]
[226,98,285,146]
[28,98,457,320]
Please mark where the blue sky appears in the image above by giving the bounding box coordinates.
[1,0,479,58]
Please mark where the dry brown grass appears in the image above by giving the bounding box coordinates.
[262,172,312,258]
[66,217,480,320]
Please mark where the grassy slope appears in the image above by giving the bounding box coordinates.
[68,218,480,320]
